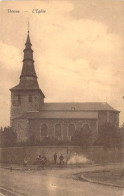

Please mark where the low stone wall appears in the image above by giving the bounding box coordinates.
[0,147,24,164]
[0,146,123,165]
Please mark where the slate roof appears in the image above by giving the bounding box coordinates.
[20,102,119,120]
[20,31,37,78]
[10,80,39,90]
[40,102,118,112]
[10,80,45,97]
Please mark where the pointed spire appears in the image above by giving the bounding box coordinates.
[25,19,32,49]
[26,19,31,44]
[10,25,45,98]
[20,27,37,79]
[25,32,31,49]
[26,30,31,44]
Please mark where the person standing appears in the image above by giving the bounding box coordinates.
[59,154,64,165]
[41,155,47,168]
[24,158,28,169]
[54,153,57,164]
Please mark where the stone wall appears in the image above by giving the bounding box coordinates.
[13,118,29,142]
[10,90,44,127]
[98,111,119,131]
[11,111,119,142]
[0,146,123,164]
[0,147,24,164]
[29,119,98,141]
[109,111,119,128]
[98,111,107,127]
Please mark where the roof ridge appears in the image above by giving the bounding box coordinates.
[43,102,108,103]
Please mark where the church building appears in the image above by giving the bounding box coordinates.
[10,31,120,143]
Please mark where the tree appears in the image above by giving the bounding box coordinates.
[73,127,91,147]
[94,122,119,148]
[0,126,17,147]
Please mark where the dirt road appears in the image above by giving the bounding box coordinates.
[0,165,123,196]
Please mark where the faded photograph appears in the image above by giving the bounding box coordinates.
[0,0,124,195]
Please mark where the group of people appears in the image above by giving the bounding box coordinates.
[36,155,47,167]
[36,153,64,167]
[53,153,64,165]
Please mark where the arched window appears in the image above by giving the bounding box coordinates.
[41,124,47,137]
[81,124,90,136]
[55,124,61,137]
[68,124,75,136]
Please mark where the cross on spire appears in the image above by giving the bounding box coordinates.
[26,19,31,45]
[28,18,29,34]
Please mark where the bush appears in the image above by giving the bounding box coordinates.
[0,126,17,147]
[94,122,120,148]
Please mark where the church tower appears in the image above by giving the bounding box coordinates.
[10,30,45,140]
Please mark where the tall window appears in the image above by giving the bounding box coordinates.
[81,124,90,136]
[68,124,75,136]
[18,95,21,105]
[55,124,61,137]
[29,95,32,103]
[41,124,47,137]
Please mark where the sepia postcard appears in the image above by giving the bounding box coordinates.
[0,0,124,195]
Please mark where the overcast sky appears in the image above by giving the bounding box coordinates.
[0,0,124,127]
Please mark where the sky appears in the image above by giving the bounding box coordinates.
[0,0,124,127]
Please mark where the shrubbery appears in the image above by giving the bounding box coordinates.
[94,122,121,148]
[0,126,17,147]
[0,123,122,148]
